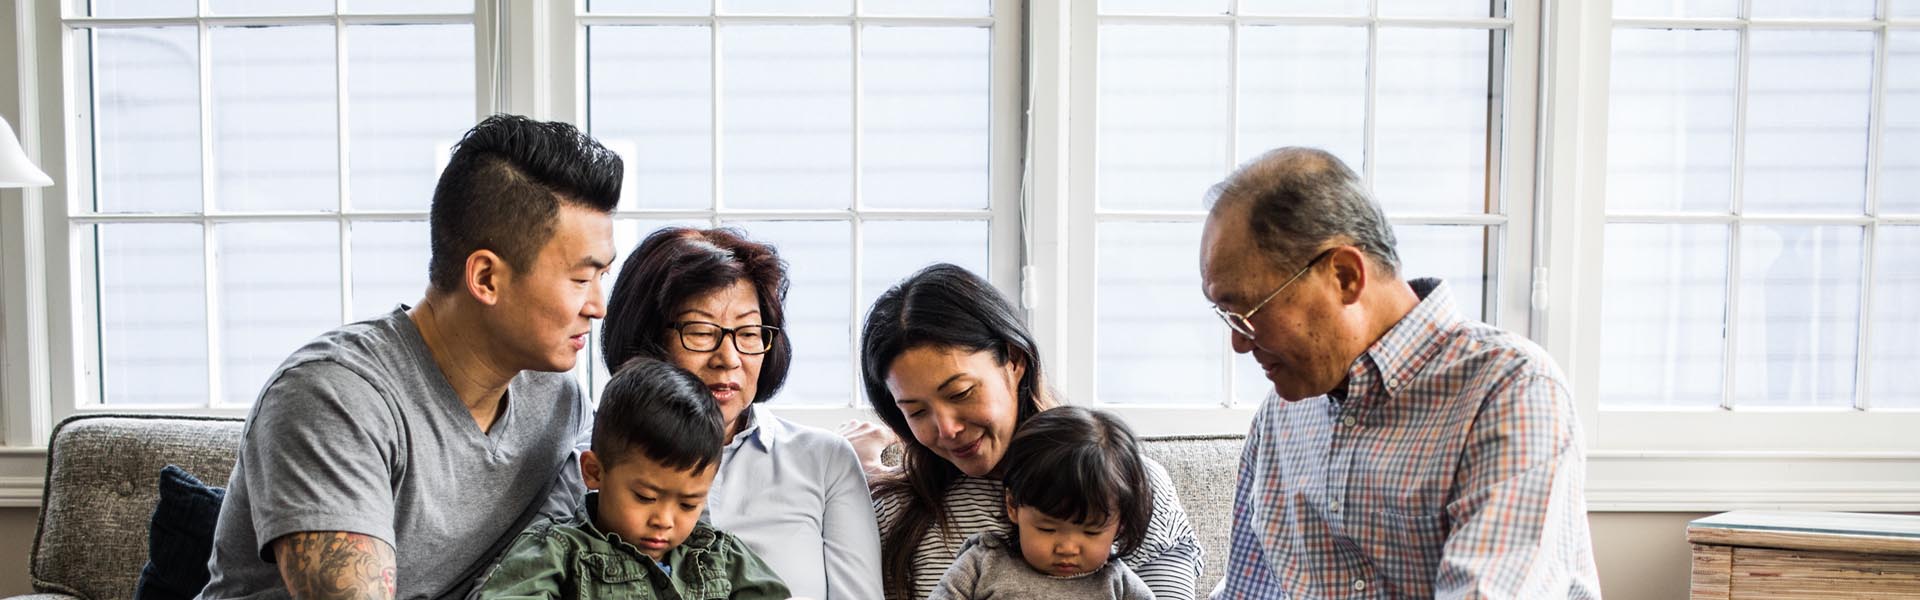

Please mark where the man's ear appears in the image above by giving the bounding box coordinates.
[580,450,603,491]
[1329,246,1369,305]
[465,250,506,305]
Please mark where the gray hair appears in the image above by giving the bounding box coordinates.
[1204,147,1401,276]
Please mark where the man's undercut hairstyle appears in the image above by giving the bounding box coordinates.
[427,114,624,292]
[592,357,725,472]
[1205,146,1402,276]
[1000,406,1154,558]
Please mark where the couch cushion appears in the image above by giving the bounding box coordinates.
[133,465,226,600]
[1140,434,1244,591]
[33,415,244,600]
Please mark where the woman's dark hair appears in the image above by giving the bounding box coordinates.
[860,263,1054,599]
[593,357,725,472]
[601,227,792,402]
[1001,406,1153,558]
[428,114,623,292]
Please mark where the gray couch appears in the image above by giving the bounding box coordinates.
[12,414,1244,600]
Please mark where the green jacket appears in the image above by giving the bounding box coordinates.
[473,493,791,600]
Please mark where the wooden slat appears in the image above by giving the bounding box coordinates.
[1690,543,1733,600]
[1726,546,1920,599]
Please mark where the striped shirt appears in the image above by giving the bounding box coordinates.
[876,456,1206,600]
[1217,279,1601,599]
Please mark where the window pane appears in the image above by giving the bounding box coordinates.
[1871,226,1920,408]
[1744,30,1872,215]
[217,222,342,406]
[722,0,850,16]
[1607,29,1737,214]
[350,221,428,321]
[208,0,332,16]
[1237,25,1366,170]
[1374,27,1495,215]
[1750,0,1875,19]
[724,220,851,406]
[1395,225,1492,322]
[860,220,989,310]
[93,27,202,214]
[212,26,338,212]
[1884,32,1920,215]
[89,0,195,20]
[96,224,208,406]
[1599,224,1728,409]
[862,26,990,210]
[1732,225,1863,408]
[1099,0,1230,16]
[1097,221,1222,405]
[1098,25,1230,211]
[1232,350,1272,407]
[349,24,474,212]
[1239,0,1367,16]
[1612,0,1738,18]
[342,0,473,13]
[1378,0,1502,18]
[864,0,989,17]
[588,0,711,14]
[721,26,852,210]
[590,26,714,211]
[1900,1,1920,17]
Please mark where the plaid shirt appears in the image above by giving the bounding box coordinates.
[1216,280,1601,599]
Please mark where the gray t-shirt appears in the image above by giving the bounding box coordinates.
[199,307,590,600]
[928,532,1155,600]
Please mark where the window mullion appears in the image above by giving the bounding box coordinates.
[1857,2,1891,410]
[336,14,352,326]
[197,16,224,410]
[1720,5,1752,412]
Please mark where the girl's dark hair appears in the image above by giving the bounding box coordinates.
[601,227,792,402]
[860,263,1055,599]
[1001,406,1154,558]
[593,357,725,472]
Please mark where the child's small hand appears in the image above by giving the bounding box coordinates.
[836,419,898,480]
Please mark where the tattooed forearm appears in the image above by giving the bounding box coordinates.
[273,532,397,600]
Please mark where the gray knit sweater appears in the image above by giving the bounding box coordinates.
[926,532,1155,600]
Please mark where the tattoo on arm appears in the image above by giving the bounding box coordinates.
[273,532,398,600]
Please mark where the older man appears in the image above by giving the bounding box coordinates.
[1201,148,1600,598]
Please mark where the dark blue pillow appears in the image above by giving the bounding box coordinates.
[134,465,226,600]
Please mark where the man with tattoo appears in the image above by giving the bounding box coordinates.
[197,114,622,600]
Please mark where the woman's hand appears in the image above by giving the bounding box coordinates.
[837,419,899,481]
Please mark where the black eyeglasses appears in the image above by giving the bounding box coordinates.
[669,321,781,355]
[1211,247,1338,338]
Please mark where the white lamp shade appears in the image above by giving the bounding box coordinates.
[0,114,52,188]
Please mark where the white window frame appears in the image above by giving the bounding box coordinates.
[1040,0,1543,435]
[544,0,1027,422]
[1553,0,1920,511]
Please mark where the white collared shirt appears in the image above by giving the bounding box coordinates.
[706,404,884,600]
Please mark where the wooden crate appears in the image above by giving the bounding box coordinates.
[1688,511,1920,599]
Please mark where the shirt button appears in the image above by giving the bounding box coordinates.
[1328,500,1341,512]
[1353,579,1368,591]
[1342,415,1357,427]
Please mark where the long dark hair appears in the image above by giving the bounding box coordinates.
[601,227,792,402]
[860,263,1054,599]
[1000,406,1153,558]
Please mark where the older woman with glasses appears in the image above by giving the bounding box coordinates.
[601,227,882,600]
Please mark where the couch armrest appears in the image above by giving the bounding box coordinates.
[4,594,86,600]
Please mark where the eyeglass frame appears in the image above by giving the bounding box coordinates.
[1211,247,1340,339]
[667,320,783,355]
